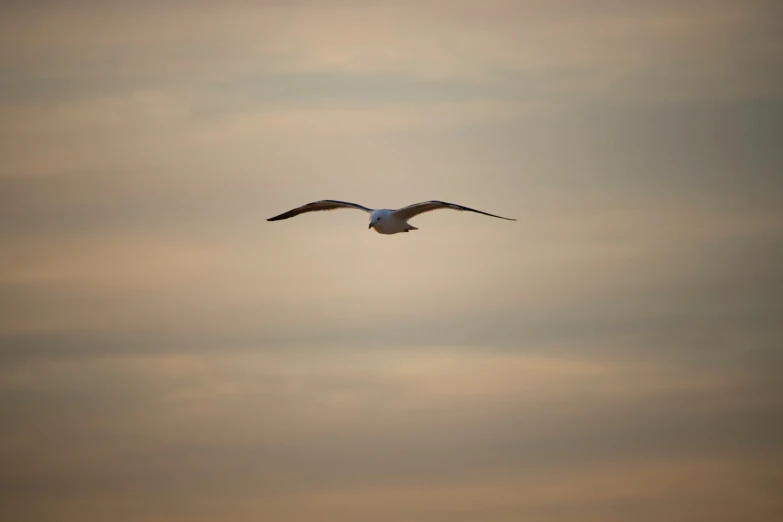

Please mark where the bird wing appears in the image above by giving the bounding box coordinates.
[391,200,516,221]
[267,200,374,221]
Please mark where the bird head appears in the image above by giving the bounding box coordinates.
[368,210,386,230]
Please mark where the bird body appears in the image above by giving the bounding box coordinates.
[268,199,514,234]
[368,209,418,234]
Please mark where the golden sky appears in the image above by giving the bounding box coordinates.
[1,1,782,520]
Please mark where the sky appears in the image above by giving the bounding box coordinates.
[1,1,782,520]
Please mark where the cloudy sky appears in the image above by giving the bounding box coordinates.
[1,1,782,520]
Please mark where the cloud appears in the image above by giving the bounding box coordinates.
[1,1,780,104]
[0,2,782,520]
[1,347,780,521]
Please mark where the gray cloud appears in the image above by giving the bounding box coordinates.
[1,1,782,520]
[1,348,781,521]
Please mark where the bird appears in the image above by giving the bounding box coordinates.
[267,199,515,235]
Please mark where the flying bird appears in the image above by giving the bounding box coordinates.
[267,200,515,234]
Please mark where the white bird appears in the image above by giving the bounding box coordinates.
[267,199,515,235]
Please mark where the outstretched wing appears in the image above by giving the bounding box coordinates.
[267,200,374,221]
[392,200,515,221]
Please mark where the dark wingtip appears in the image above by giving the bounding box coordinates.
[267,213,291,221]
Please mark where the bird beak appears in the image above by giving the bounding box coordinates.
[368,223,374,230]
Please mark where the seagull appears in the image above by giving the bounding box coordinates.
[267,199,516,234]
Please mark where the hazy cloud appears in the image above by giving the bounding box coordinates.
[1,1,781,521]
